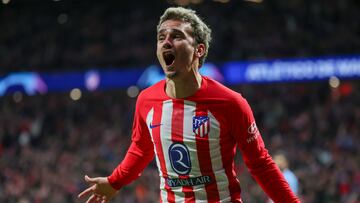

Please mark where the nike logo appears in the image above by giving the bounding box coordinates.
[149,123,162,129]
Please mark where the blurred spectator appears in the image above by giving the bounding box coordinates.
[273,152,299,195]
[267,151,299,203]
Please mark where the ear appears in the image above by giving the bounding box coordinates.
[195,44,206,58]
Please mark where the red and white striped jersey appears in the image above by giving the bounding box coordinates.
[108,76,300,203]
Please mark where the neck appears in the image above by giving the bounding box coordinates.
[165,71,202,99]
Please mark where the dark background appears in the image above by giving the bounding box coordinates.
[1,0,359,74]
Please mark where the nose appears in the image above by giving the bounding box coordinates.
[162,36,173,49]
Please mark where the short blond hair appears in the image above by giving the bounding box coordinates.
[157,7,212,68]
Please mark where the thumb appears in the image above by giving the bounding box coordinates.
[84,175,101,184]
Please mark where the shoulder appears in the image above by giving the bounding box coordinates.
[204,77,253,119]
[204,76,248,105]
[137,79,166,102]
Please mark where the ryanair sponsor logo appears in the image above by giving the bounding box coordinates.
[166,175,212,187]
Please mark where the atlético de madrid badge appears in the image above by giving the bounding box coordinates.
[192,115,210,137]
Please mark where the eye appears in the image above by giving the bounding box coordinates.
[174,34,182,39]
[158,35,165,41]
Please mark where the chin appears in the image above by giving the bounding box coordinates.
[166,72,177,79]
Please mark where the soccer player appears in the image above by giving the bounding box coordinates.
[78,7,300,203]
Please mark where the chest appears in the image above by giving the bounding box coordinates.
[145,99,231,145]
[144,99,237,176]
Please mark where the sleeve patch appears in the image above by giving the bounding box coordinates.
[246,122,259,143]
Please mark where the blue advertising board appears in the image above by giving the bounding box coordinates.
[1,56,359,96]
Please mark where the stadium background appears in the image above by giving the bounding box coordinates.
[0,0,359,202]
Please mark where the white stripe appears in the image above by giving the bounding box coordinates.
[183,100,208,202]
[160,178,167,203]
[208,111,230,201]
[205,121,208,136]
[146,108,160,174]
[146,108,168,202]
[160,100,177,177]
[160,100,185,202]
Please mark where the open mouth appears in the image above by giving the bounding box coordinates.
[163,52,175,66]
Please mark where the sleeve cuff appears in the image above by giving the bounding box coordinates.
[107,174,123,190]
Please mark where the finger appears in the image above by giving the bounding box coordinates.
[86,194,97,203]
[101,197,108,203]
[101,196,108,203]
[85,175,102,184]
[78,186,94,198]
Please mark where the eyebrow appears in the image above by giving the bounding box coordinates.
[157,28,184,36]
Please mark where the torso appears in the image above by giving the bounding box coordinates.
[136,77,246,202]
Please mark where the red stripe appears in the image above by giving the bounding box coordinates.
[218,114,241,201]
[206,120,210,136]
[151,103,175,203]
[195,105,220,202]
[203,122,205,137]
[201,123,204,137]
[171,100,195,203]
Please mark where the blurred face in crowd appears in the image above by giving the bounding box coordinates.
[157,19,205,80]
[273,154,289,171]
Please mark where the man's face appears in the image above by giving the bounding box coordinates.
[274,154,288,171]
[157,19,198,79]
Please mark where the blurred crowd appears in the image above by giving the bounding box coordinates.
[0,80,359,203]
[0,0,360,75]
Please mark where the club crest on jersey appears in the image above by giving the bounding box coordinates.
[193,115,210,137]
[169,143,192,175]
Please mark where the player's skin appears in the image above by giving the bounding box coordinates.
[157,19,205,99]
[77,175,117,203]
[78,18,205,203]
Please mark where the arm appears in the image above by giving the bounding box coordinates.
[233,97,300,203]
[78,136,154,203]
[107,137,154,189]
[78,140,154,203]
[108,93,154,189]
[78,94,154,202]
